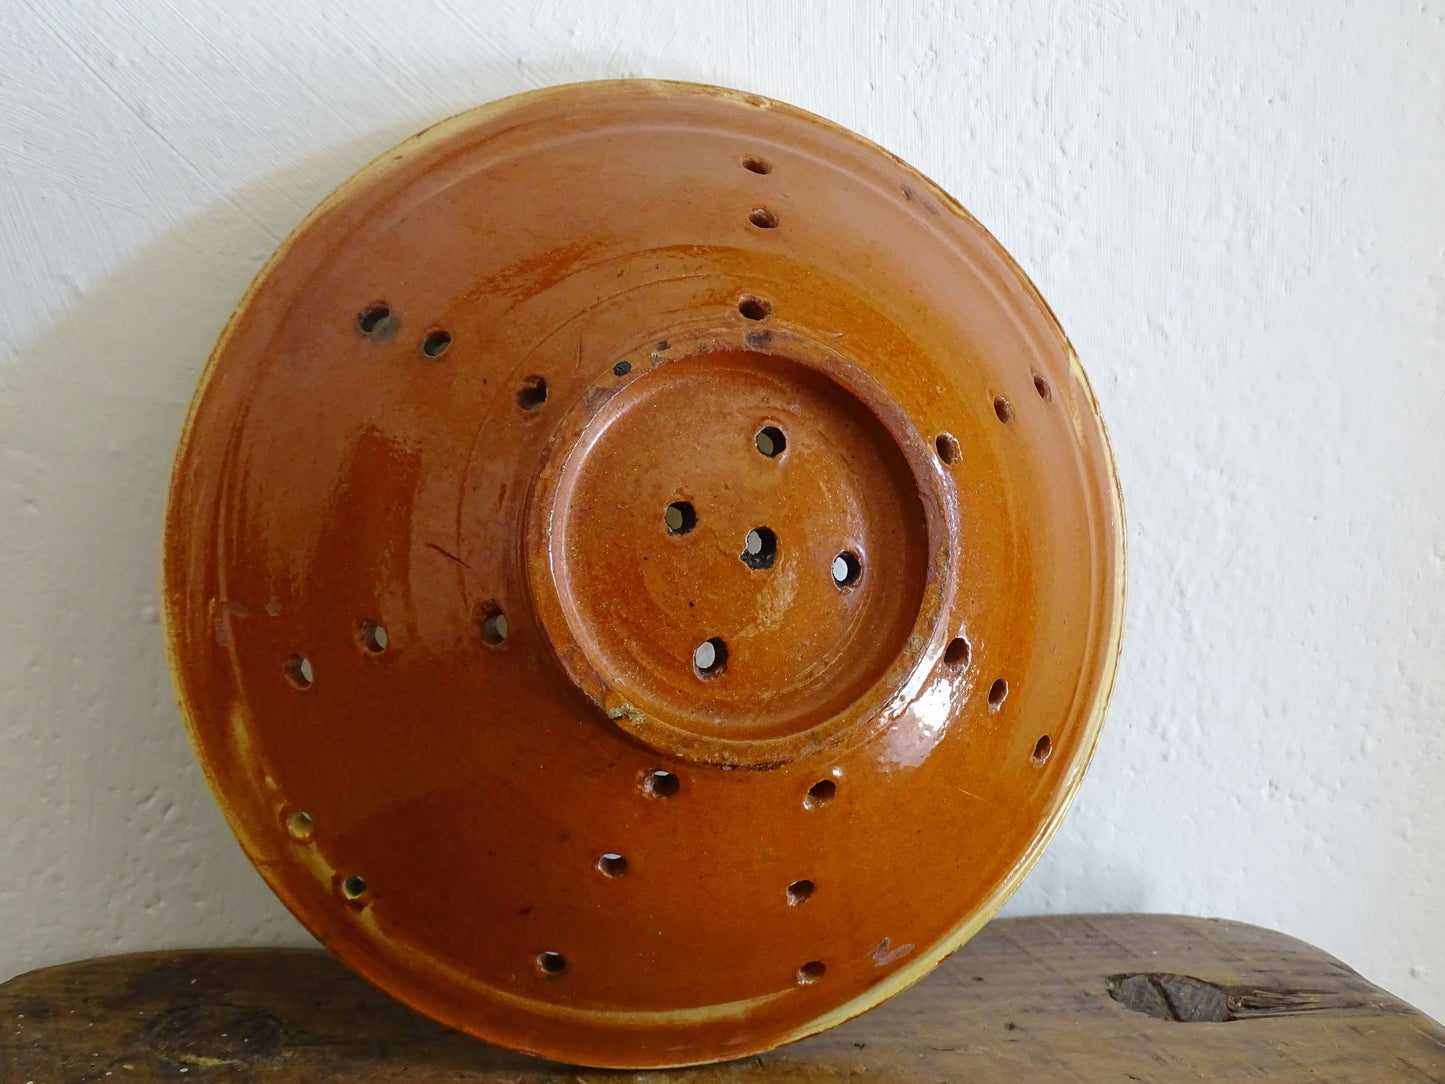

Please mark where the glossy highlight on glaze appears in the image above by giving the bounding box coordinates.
[162,79,1125,1069]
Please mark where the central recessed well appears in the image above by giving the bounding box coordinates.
[530,346,939,764]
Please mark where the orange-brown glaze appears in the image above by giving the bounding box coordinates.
[163,79,1124,1068]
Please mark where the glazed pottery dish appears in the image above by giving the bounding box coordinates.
[163,80,1124,1068]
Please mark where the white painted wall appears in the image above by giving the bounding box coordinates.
[2,0,1442,1023]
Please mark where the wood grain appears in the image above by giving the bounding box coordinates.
[3,914,1442,1082]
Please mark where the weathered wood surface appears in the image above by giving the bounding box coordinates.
[3,914,1442,1082]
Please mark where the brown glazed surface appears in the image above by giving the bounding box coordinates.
[162,79,1125,1068]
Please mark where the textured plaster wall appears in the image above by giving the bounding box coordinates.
[2,0,1442,1021]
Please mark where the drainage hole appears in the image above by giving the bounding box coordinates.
[536,951,566,976]
[797,961,827,984]
[642,770,680,798]
[749,207,779,229]
[988,678,1009,710]
[738,295,772,320]
[1032,735,1053,766]
[285,811,314,841]
[694,637,728,679]
[356,303,390,336]
[597,853,628,878]
[358,620,387,654]
[804,779,836,809]
[420,329,451,358]
[283,654,313,689]
[664,500,697,535]
[340,875,367,901]
[740,527,777,570]
[741,155,773,174]
[787,879,814,905]
[755,425,786,457]
[944,636,970,667]
[478,603,508,645]
[935,432,961,465]
[517,375,548,411]
[831,551,862,588]
[1033,373,1052,401]
[994,396,1014,423]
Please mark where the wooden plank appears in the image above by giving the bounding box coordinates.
[3,914,1442,1081]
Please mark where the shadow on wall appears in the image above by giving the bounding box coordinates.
[0,117,482,976]
[1000,800,1153,919]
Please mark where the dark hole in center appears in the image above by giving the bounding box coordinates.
[738,296,772,320]
[357,304,390,335]
[517,376,548,411]
[832,551,862,588]
[804,779,837,808]
[740,526,777,569]
[694,637,728,678]
[755,426,787,457]
[644,770,680,798]
[664,501,697,535]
